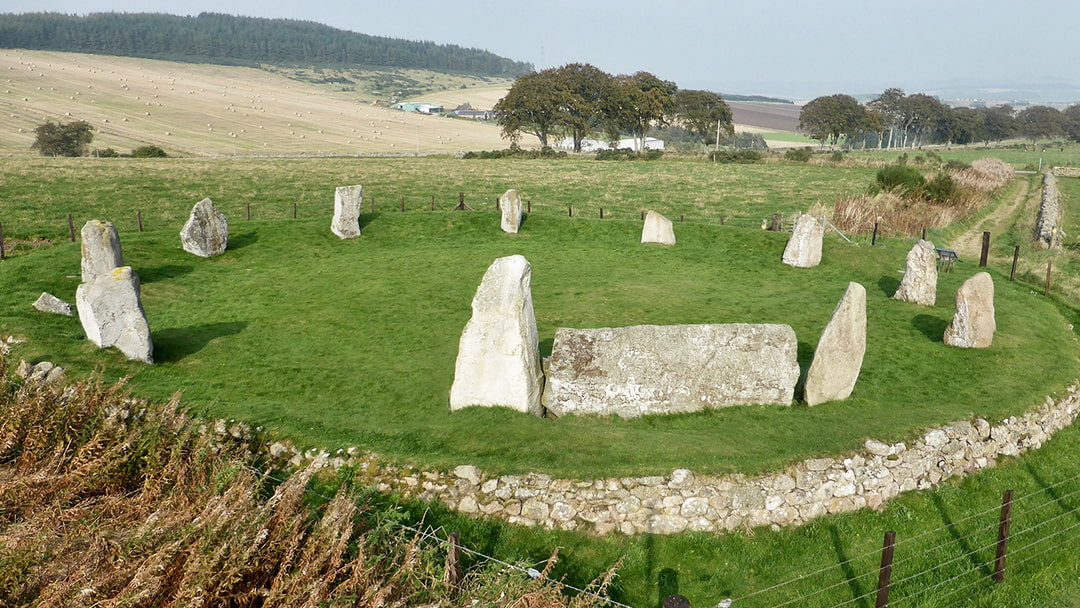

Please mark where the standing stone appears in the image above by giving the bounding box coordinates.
[80,219,124,283]
[180,197,229,257]
[450,255,544,416]
[641,210,676,245]
[944,272,996,348]
[500,189,523,234]
[892,240,938,306]
[332,185,363,239]
[543,324,800,418]
[76,266,154,363]
[33,292,72,316]
[782,215,824,268]
[804,282,867,406]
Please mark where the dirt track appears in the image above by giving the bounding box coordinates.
[950,173,1034,259]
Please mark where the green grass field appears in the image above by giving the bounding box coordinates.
[5,153,1080,608]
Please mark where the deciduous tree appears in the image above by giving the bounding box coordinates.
[798,94,868,148]
[493,69,573,148]
[674,89,733,148]
[601,72,677,152]
[31,120,93,156]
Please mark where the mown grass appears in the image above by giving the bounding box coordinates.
[1,204,1076,478]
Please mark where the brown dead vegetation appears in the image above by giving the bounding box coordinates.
[0,360,617,607]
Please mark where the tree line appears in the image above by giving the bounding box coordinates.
[493,63,734,152]
[799,89,1080,149]
[0,12,532,76]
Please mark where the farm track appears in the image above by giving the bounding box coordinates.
[950,173,1034,259]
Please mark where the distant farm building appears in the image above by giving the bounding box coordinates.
[449,103,491,120]
[393,102,443,114]
[557,137,664,152]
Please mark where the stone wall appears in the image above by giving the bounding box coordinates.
[1035,171,1062,249]
[267,385,1080,536]
[1051,166,1080,178]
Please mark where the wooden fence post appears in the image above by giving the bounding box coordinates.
[246,203,251,221]
[445,532,463,592]
[921,227,927,240]
[1046,260,1053,297]
[292,203,297,219]
[67,214,75,242]
[993,490,1014,583]
[527,200,531,214]
[371,197,375,214]
[401,196,406,212]
[876,531,896,608]
[431,195,435,211]
[1010,245,1020,281]
[980,231,990,267]
[871,222,879,246]
[600,208,604,219]
[0,222,5,260]
[680,215,684,222]
[641,210,645,221]
[137,211,143,232]
[568,205,573,217]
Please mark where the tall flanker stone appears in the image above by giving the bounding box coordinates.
[332,185,362,239]
[804,282,867,406]
[944,272,996,348]
[543,324,800,418]
[500,189,523,234]
[450,255,544,416]
[76,266,154,363]
[641,210,676,245]
[782,214,823,268]
[892,239,938,306]
[180,197,229,257]
[80,219,124,282]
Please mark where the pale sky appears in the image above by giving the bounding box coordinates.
[3,0,1079,102]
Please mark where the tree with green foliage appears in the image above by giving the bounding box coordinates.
[674,89,733,148]
[798,94,868,148]
[31,120,93,156]
[552,63,614,152]
[897,93,948,148]
[976,105,1018,144]
[943,107,984,145]
[493,69,574,147]
[601,72,677,152]
[1016,105,1065,142]
[1063,105,1080,143]
[868,88,907,148]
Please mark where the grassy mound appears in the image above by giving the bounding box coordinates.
[2,208,1076,478]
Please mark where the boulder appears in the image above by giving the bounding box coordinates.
[892,240,937,306]
[80,219,124,282]
[449,255,544,416]
[76,266,154,363]
[641,210,676,245]
[33,292,72,316]
[804,282,867,406]
[500,189,523,234]
[782,215,823,268]
[180,197,229,257]
[944,272,996,348]
[332,185,363,239]
[543,324,800,418]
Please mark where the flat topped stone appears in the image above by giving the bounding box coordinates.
[782,214,823,268]
[80,219,124,283]
[893,239,937,306]
[944,272,996,348]
[500,189,523,234]
[33,292,72,316]
[450,255,544,416]
[641,210,676,245]
[180,197,229,257]
[543,323,800,418]
[75,266,153,364]
[332,184,362,239]
[804,282,867,406]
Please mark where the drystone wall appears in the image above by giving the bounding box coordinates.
[1035,171,1062,249]
[1052,166,1080,178]
[264,385,1080,536]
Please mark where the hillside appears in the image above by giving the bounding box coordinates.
[0,12,532,76]
[0,50,532,156]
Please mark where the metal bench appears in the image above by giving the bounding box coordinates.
[936,248,959,272]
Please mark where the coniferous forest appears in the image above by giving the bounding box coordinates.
[0,12,533,76]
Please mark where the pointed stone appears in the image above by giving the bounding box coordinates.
[80,219,123,283]
[332,184,362,239]
[782,215,823,268]
[450,255,544,416]
[892,240,937,306]
[76,266,154,364]
[805,282,867,406]
[641,210,675,245]
[180,197,229,257]
[33,292,72,316]
[500,189,523,234]
[944,272,996,348]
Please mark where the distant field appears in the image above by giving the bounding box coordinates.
[0,50,529,156]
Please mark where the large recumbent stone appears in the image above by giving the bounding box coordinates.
[543,323,800,418]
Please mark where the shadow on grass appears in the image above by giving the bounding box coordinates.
[930,493,993,579]
[877,275,901,298]
[359,212,383,230]
[539,337,554,358]
[228,230,259,250]
[1023,461,1080,525]
[828,524,870,608]
[913,314,948,343]
[153,321,248,362]
[139,264,194,283]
